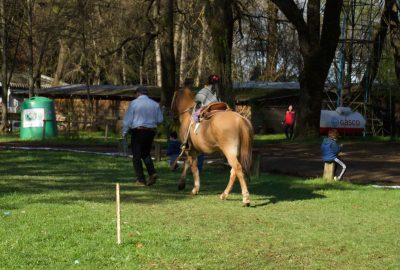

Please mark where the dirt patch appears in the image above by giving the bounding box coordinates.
[2,141,400,184]
[258,142,400,184]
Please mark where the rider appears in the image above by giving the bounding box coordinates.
[194,74,220,123]
[196,74,220,107]
[193,74,221,172]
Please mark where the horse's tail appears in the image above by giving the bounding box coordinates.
[239,117,254,176]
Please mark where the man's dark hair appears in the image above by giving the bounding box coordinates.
[136,85,148,95]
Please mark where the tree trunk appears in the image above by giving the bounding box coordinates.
[121,46,127,85]
[155,37,162,87]
[264,1,279,81]
[298,55,326,136]
[139,35,154,85]
[159,0,176,106]
[388,1,400,82]
[205,0,234,106]
[78,0,92,128]
[272,0,343,137]
[33,33,50,89]
[362,0,393,90]
[153,4,162,87]
[195,5,206,87]
[53,39,67,86]
[179,25,188,86]
[27,0,35,97]
[0,0,8,132]
[173,0,183,62]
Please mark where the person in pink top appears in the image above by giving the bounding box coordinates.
[283,105,295,139]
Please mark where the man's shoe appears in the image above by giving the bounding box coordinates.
[134,180,147,186]
[147,174,158,186]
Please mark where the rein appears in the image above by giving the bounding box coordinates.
[180,105,195,115]
[169,90,197,170]
[170,105,196,170]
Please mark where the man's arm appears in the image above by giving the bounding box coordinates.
[157,107,163,124]
[122,102,134,137]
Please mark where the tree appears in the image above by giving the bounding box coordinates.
[0,0,8,132]
[387,1,400,82]
[158,0,176,106]
[194,4,207,87]
[264,0,278,81]
[0,0,23,133]
[205,0,235,106]
[362,0,396,90]
[26,0,34,97]
[271,0,344,137]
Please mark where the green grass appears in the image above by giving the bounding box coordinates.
[0,132,168,148]
[2,130,400,148]
[0,133,20,143]
[1,150,399,269]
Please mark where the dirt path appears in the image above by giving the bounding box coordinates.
[2,141,400,184]
[259,142,400,184]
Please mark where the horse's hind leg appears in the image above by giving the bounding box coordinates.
[225,155,250,207]
[220,168,236,200]
[188,154,200,195]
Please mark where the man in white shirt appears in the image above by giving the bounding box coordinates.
[122,86,163,186]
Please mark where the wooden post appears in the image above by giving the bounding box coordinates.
[42,119,46,140]
[105,123,109,140]
[154,142,161,162]
[116,183,121,245]
[323,162,335,180]
[67,114,71,137]
[251,150,261,178]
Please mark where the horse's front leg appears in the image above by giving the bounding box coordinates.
[178,158,191,190]
[189,153,200,195]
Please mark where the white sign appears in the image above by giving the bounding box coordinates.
[23,108,45,128]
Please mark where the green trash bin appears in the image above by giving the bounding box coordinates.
[20,97,57,140]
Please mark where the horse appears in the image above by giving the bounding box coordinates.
[170,87,254,206]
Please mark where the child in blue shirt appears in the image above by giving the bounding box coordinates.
[167,131,181,171]
[321,129,347,180]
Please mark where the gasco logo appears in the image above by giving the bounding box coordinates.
[339,119,360,126]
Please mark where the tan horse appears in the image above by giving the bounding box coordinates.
[171,87,254,206]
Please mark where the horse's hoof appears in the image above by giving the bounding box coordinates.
[178,182,186,190]
[220,192,228,200]
[191,188,199,195]
[243,202,251,207]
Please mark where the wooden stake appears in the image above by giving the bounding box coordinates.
[116,183,121,244]
[323,162,335,180]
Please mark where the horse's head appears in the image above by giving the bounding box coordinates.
[170,87,196,119]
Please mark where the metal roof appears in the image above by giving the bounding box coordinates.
[11,84,162,100]
[233,81,300,90]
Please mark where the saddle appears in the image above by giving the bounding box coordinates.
[199,102,230,121]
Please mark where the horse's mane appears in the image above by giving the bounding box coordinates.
[170,87,195,115]
[182,86,195,100]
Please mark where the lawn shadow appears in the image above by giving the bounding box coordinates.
[0,150,194,208]
[0,149,355,209]
[174,162,355,207]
